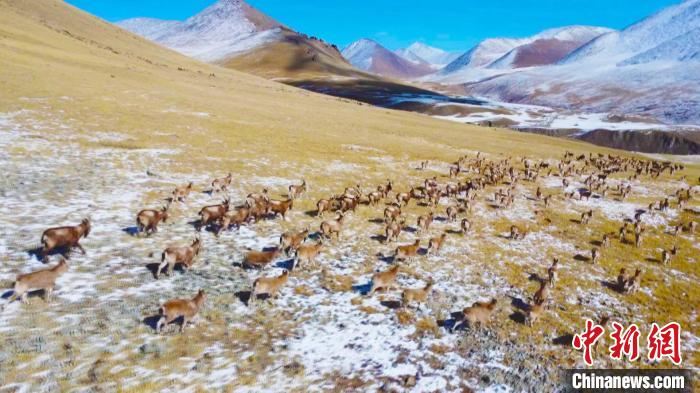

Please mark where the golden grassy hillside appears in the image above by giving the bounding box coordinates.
[221,28,374,80]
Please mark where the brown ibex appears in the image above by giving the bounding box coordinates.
[402,280,433,309]
[369,265,399,295]
[294,241,324,270]
[211,173,232,193]
[268,198,293,220]
[156,290,206,333]
[384,217,405,244]
[427,233,447,255]
[157,238,202,279]
[460,218,472,234]
[280,228,309,255]
[533,281,549,306]
[172,182,193,202]
[394,239,421,262]
[40,219,91,262]
[217,207,250,235]
[198,198,230,231]
[10,258,69,303]
[417,211,434,234]
[288,180,307,199]
[461,298,497,330]
[243,247,281,269]
[251,270,289,303]
[137,207,169,237]
[320,213,345,240]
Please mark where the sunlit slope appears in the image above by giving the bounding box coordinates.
[0,0,675,166]
[221,28,375,80]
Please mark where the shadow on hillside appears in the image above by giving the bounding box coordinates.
[380,300,402,309]
[573,254,590,262]
[142,315,161,331]
[601,279,624,293]
[352,282,373,295]
[121,226,140,236]
[553,333,575,346]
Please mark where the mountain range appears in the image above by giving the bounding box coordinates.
[117,0,366,79]
[452,0,700,125]
[118,0,699,125]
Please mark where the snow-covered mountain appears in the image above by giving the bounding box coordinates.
[441,38,530,73]
[117,0,362,79]
[456,0,700,125]
[342,39,434,79]
[561,0,700,64]
[439,25,611,75]
[117,0,284,61]
[487,26,612,69]
[395,42,460,68]
[621,27,700,65]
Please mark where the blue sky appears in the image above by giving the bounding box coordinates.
[67,0,680,51]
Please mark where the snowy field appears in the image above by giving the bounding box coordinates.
[0,111,697,392]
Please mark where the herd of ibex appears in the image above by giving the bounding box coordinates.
[7,151,696,336]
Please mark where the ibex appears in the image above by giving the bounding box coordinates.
[172,182,193,202]
[10,258,69,303]
[369,265,399,295]
[288,180,307,199]
[402,280,433,309]
[384,205,402,223]
[580,210,593,225]
[377,180,393,198]
[526,303,544,327]
[40,218,91,262]
[320,213,345,240]
[294,241,324,270]
[246,189,269,208]
[217,207,250,235]
[251,270,289,303]
[198,198,230,231]
[417,211,434,234]
[156,289,206,333]
[316,198,331,217]
[242,247,281,269]
[137,206,169,236]
[396,190,411,207]
[533,281,549,306]
[268,198,293,220]
[394,239,421,262]
[367,191,383,206]
[461,298,497,330]
[509,225,524,240]
[617,268,628,291]
[460,218,471,234]
[384,218,405,244]
[427,233,447,255]
[157,238,202,279]
[661,249,671,265]
[547,258,559,285]
[211,173,232,193]
[625,269,642,293]
[280,228,309,255]
[445,206,458,222]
